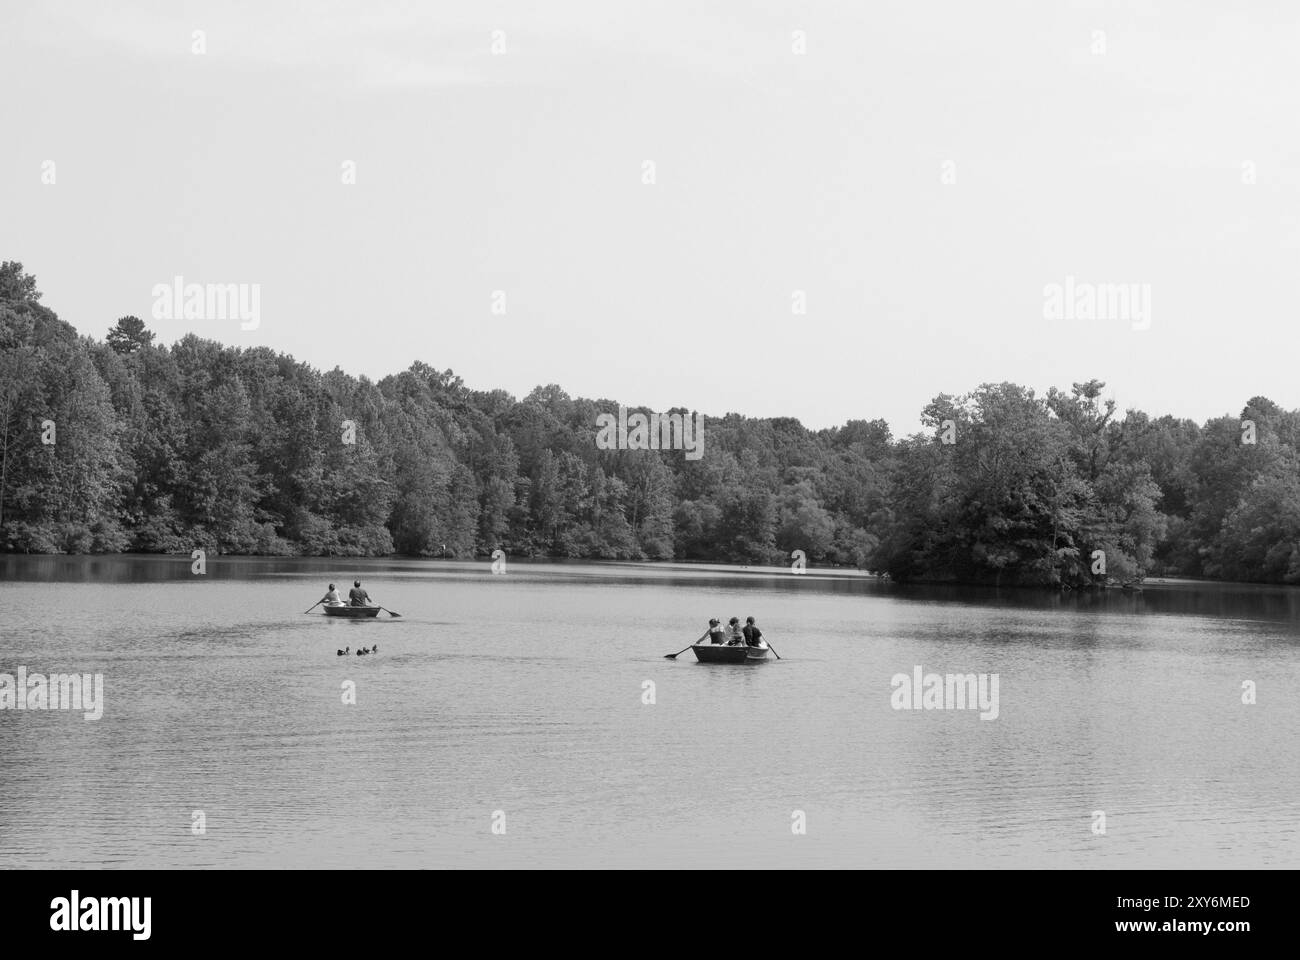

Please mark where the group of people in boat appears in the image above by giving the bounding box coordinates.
[321,580,381,657]
[697,616,765,647]
[322,580,374,607]
[318,580,767,659]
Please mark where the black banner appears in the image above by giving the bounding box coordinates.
[0,868,1279,947]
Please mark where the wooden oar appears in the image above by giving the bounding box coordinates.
[664,641,699,659]
[763,637,782,660]
[378,605,402,618]
[304,598,326,614]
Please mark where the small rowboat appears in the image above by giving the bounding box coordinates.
[691,641,770,663]
[322,604,381,618]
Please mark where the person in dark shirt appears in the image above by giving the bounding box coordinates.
[742,617,764,647]
[348,580,372,606]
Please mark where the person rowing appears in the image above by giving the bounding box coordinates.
[322,583,343,606]
[348,580,373,607]
[742,616,764,647]
[696,618,726,645]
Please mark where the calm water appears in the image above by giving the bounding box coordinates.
[1,556,1298,869]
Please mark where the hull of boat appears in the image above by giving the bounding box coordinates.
[691,642,770,663]
[323,604,381,618]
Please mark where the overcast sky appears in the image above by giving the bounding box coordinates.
[3,1,1298,434]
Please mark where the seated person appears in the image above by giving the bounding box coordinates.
[324,583,343,605]
[696,619,726,645]
[742,617,764,647]
[725,617,744,645]
[348,580,372,606]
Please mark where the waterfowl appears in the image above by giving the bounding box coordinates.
[336,646,349,656]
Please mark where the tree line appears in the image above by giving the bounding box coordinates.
[3,261,1298,586]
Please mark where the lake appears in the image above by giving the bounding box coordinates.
[1,556,1297,868]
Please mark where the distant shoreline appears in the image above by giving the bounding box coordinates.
[6,269,1300,590]
[3,551,1291,591]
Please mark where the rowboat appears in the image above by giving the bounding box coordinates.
[691,641,770,663]
[322,604,381,618]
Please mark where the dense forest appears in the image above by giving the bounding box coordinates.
[3,261,1299,587]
